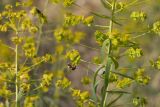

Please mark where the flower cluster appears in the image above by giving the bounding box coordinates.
[127,47,143,59]
[116,2,125,11]
[51,0,75,7]
[116,78,133,88]
[95,30,131,48]
[23,37,36,58]
[108,31,131,48]
[19,70,31,92]
[152,21,160,35]
[0,86,12,99]
[11,36,23,45]
[54,27,73,42]
[42,54,53,62]
[56,77,71,89]
[63,12,94,27]
[134,68,150,85]
[0,62,15,72]
[63,0,75,7]
[24,96,39,107]
[0,4,38,33]
[83,16,94,27]
[71,89,95,107]
[95,31,107,45]
[150,56,160,70]
[130,11,147,21]
[132,97,147,107]
[55,76,93,106]
[66,49,81,66]
[81,76,91,85]
[109,72,118,83]
[54,27,85,43]
[64,13,83,27]
[40,73,54,92]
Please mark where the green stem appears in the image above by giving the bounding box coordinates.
[101,0,116,107]
[132,30,151,39]
[15,44,18,107]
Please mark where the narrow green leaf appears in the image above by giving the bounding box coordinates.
[112,71,134,80]
[101,53,112,107]
[107,94,123,107]
[101,39,108,64]
[100,0,111,9]
[91,12,122,26]
[94,80,100,93]
[91,12,111,19]
[93,65,105,101]
[106,90,131,94]
[93,66,104,85]
[110,56,119,69]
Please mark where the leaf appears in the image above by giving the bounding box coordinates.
[104,57,112,86]
[110,56,119,69]
[91,12,122,26]
[93,80,100,101]
[92,12,111,19]
[93,66,105,92]
[101,52,112,106]
[101,39,110,65]
[100,0,111,9]
[107,94,123,107]
[112,71,134,80]
[106,90,131,94]
[93,80,100,93]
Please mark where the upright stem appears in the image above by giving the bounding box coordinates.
[101,0,116,107]
[15,44,18,107]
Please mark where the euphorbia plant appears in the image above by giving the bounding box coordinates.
[0,0,159,107]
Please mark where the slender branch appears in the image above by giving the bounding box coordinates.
[0,42,15,50]
[93,24,110,29]
[115,0,148,13]
[21,59,45,72]
[132,30,151,39]
[80,59,102,66]
[112,71,134,80]
[104,0,112,6]
[78,43,100,51]
[15,44,18,107]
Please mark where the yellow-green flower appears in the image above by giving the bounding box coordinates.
[66,49,81,66]
[64,13,83,27]
[116,78,132,88]
[56,77,71,89]
[63,0,75,7]
[81,76,91,85]
[83,16,94,26]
